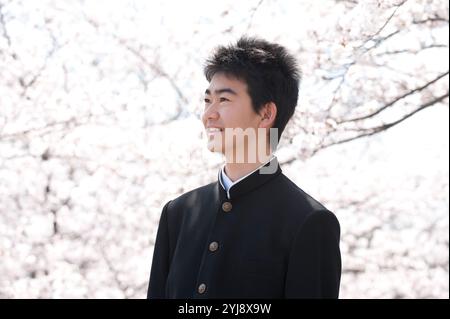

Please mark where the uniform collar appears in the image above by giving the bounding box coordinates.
[217,156,282,200]
[220,168,234,192]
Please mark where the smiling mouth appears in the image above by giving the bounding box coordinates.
[206,128,224,133]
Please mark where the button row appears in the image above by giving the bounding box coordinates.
[199,203,231,296]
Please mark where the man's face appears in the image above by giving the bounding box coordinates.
[202,72,263,157]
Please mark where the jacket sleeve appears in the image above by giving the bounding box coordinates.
[284,210,342,298]
[147,201,171,299]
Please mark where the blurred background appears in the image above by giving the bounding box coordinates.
[0,0,448,298]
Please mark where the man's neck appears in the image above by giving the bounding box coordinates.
[223,153,273,182]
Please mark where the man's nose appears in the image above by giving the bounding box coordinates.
[202,103,219,123]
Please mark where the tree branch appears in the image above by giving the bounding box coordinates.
[0,110,117,141]
[413,17,449,25]
[374,44,448,56]
[0,1,13,53]
[313,91,449,155]
[337,70,449,123]
[247,0,264,32]
[356,0,407,51]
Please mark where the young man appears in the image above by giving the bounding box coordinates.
[147,36,341,299]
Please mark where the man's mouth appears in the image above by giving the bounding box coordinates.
[206,128,224,133]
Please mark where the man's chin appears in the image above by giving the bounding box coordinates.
[206,140,232,155]
[206,142,224,154]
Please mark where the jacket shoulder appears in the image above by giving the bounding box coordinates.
[271,174,338,232]
[166,181,217,211]
[277,174,330,213]
[274,174,340,246]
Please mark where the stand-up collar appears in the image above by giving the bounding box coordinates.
[217,157,282,200]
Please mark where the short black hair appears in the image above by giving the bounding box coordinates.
[203,36,301,142]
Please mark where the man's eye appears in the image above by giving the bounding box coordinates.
[220,97,229,102]
[204,98,211,103]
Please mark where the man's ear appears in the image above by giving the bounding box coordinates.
[259,102,277,128]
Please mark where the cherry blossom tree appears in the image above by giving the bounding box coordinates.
[0,0,447,298]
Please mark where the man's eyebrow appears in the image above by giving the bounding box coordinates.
[204,88,238,95]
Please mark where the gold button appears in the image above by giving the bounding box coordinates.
[209,241,219,252]
[198,283,207,294]
[222,201,232,212]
